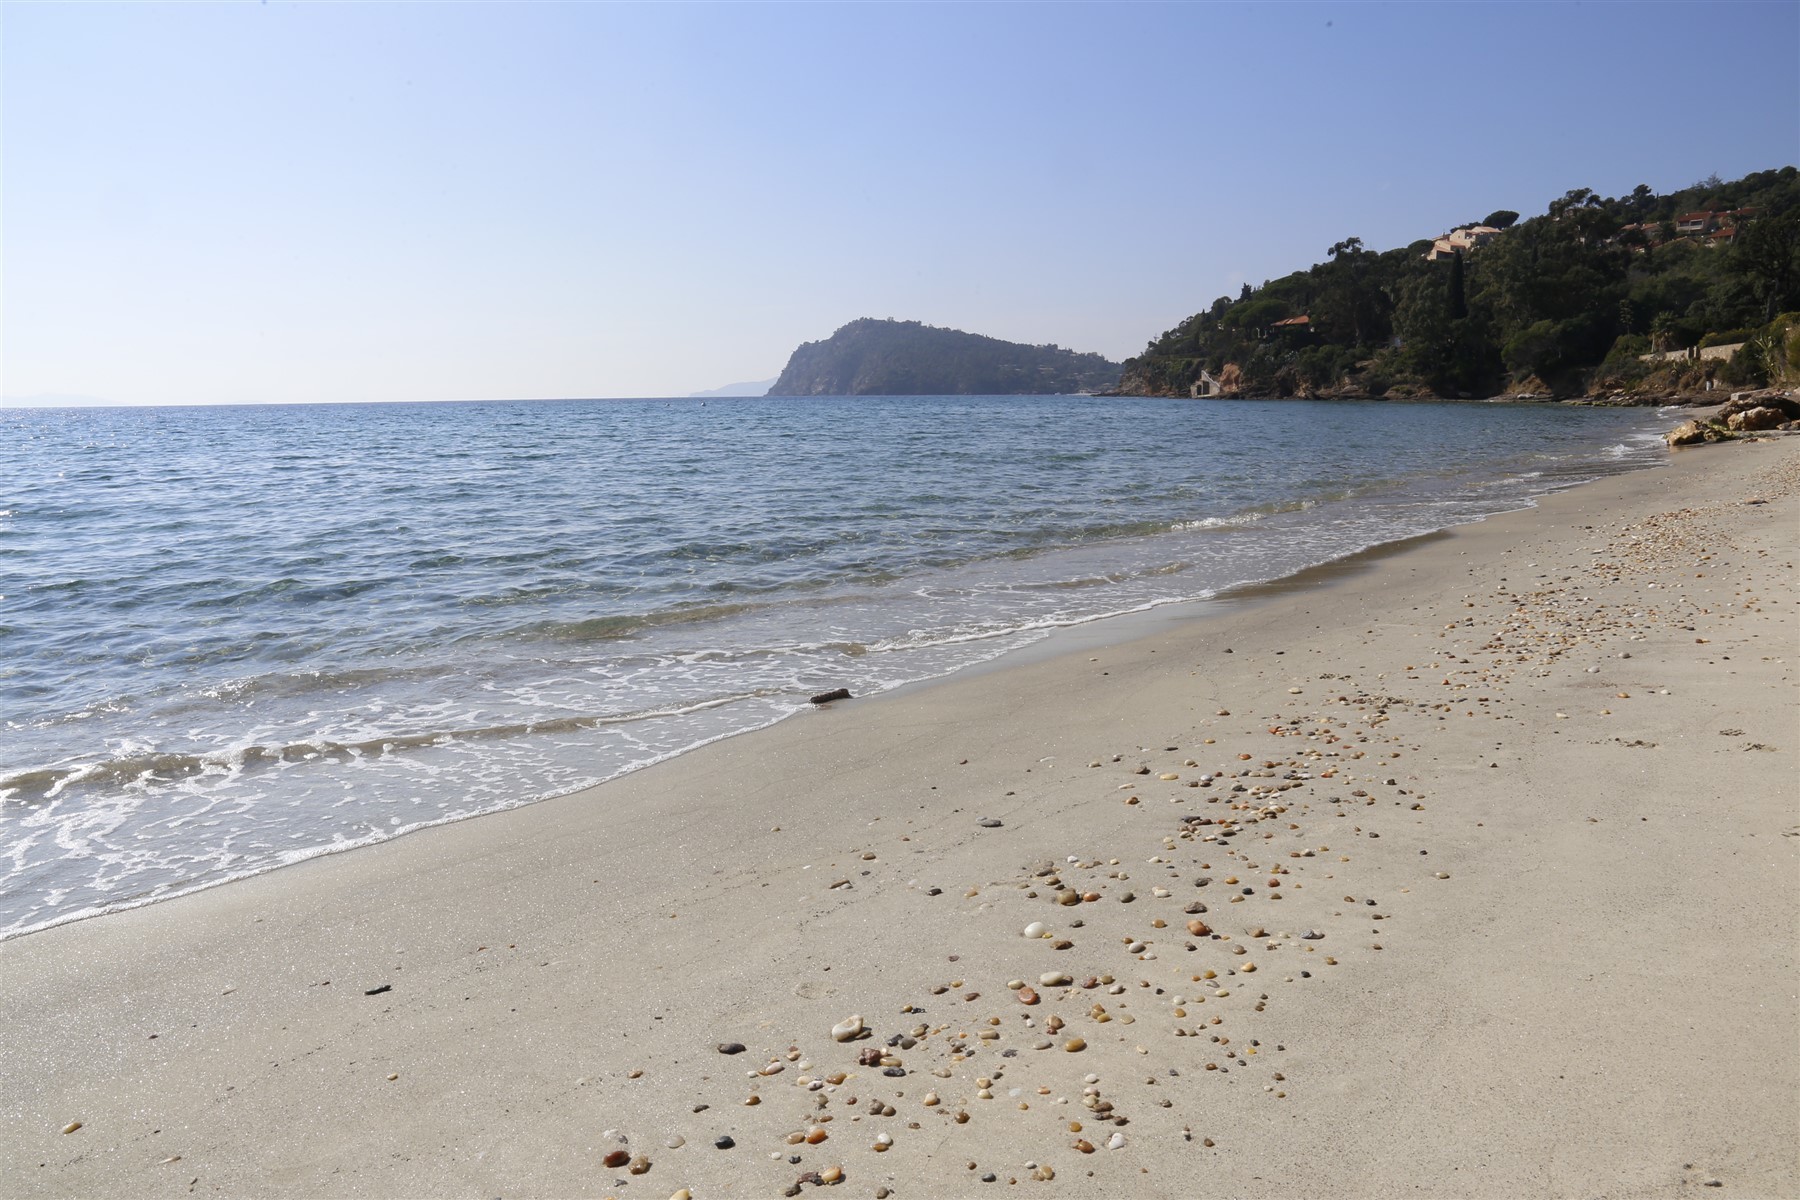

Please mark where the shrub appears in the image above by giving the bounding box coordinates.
[1717,340,1770,387]
[1602,333,1651,365]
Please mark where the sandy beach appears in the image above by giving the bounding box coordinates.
[3,435,1795,1199]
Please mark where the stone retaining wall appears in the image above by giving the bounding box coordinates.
[1639,342,1745,364]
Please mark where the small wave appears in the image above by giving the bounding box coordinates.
[520,602,767,643]
[0,701,809,944]
[1171,513,1261,531]
[201,663,458,703]
[0,693,768,804]
[991,559,1198,594]
[1016,573,1129,591]
[858,591,1222,657]
[1169,497,1318,533]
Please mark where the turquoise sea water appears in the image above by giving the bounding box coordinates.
[0,395,1670,937]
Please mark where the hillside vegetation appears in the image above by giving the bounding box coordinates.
[1118,167,1800,401]
[768,319,1122,396]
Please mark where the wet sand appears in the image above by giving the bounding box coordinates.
[3,436,1796,1199]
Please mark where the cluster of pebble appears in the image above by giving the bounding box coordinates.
[583,712,1451,1196]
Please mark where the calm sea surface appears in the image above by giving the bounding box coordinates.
[0,395,1670,937]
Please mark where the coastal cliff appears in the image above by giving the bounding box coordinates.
[767,318,1122,396]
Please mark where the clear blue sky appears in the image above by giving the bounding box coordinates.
[4,1,1797,405]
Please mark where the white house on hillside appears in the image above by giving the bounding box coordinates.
[1425,225,1502,260]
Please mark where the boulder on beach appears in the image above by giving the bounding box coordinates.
[1726,406,1787,432]
[1665,420,1707,447]
[1717,390,1800,423]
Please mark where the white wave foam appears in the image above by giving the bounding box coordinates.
[1170,513,1262,531]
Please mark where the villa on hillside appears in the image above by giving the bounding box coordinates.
[1621,207,1762,250]
[1425,225,1502,260]
[1415,202,1768,262]
[1267,314,1316,344]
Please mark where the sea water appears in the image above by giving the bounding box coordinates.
[0,395,1670,938]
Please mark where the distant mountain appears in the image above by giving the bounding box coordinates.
[0,393,113,408]
[688,378,777,398]
[767,319,1122,396]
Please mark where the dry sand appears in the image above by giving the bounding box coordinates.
[3,437,1796,1200]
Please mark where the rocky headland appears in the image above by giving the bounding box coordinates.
[767,319,1122,397]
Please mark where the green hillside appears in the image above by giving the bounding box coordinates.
[1118,167,1800,401]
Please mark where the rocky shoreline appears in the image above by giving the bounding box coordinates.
[1665,389,1800,443]
[1104,383,1799,411]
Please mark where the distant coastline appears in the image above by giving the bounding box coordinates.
[688,378,776,398]
[0,393,113,409]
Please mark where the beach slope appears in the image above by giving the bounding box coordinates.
[3,439,1796,1199]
